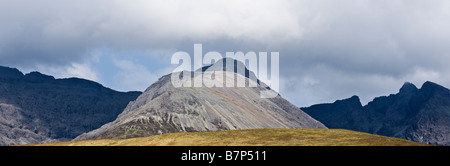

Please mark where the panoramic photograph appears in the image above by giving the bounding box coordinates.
[0,0,448,163]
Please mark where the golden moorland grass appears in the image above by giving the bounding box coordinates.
[26,128,429,146]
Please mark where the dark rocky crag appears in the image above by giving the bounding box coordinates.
[0,66,141,145]
[302,81,450,145]
[76,58,326,140]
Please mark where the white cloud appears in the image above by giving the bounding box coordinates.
[402,67,443,87]
[34,63,100,82]
[65,63,100,81]
[112,59,159,92]
[84,0,303,49]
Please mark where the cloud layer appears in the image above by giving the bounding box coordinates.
[1,0,450,106]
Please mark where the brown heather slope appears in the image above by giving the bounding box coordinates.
[26,128,428,146]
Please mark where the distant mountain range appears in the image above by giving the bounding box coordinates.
[75,58,326,140]
[2,60,449,146]
[0,66,141,145]
[302,81,450,146]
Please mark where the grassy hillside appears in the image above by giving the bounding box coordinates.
[26,128,428,146]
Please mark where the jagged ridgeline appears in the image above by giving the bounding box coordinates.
[303,81,450,146]
[76,58,326,140]
[0,66,141,145]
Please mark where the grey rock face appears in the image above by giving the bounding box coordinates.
[0,66,141,145]
[0,103,57,145]
[76,59,326,140]
[303,81,450,146]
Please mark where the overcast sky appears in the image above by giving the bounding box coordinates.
[1,0,450,106]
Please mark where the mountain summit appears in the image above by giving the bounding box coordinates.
[399,82,418,93]
[76,58,326,140]
[303,81,450,145]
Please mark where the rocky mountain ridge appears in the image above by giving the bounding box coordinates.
[0,66,141,145]
[302,81,450,145]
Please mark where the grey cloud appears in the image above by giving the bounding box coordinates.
[276,0,450,106]
[1,0,450,106]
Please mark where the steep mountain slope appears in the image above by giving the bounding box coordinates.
[76,58,326,140]
[302,81,450,145]
[0,66,141,145]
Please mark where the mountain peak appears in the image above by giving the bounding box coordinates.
[332,95,362,107]
[421,81,445,90]
[197,58,258,82]
[347,95,363,106]
[399,82,418,93]
[420,81,450,95]
[76,59,326,140]
[0,66,24,79]
[24,71,55,82]
[199,58,250,72]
